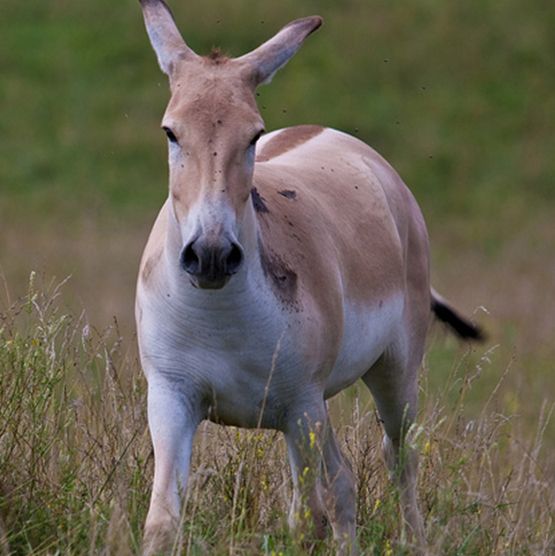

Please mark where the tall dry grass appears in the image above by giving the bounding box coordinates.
[0,276,553,554]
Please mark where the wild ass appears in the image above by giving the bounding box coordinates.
[135,0,483,553]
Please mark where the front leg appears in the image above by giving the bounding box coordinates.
[143,376,202,555]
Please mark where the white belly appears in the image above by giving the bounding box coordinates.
[325,295,405,398]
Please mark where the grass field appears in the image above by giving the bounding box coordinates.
[1,0,554,553]
[0,280,553,554]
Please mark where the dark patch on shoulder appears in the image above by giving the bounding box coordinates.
[258,239,298,309]
[256,125,324,162]
[278,189,297,200]
[251,187,269,213]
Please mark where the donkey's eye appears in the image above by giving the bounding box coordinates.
[163,126,179,144]
[249,130,265,147]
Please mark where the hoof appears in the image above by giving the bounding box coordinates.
[143,517,179,556]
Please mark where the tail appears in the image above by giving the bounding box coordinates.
[431,288,485,341]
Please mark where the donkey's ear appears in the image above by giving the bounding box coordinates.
[139,0,198,75]
[237,16,323,86]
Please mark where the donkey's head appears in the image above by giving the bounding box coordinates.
[140,0,321,289]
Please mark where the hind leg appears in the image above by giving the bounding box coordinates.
[362,347,425,544]
[285,401,358,554]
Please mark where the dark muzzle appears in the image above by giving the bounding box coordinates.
[180,236,243,289]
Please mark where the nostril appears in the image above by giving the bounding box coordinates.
[181,242,200,274]
[225,243,243,275]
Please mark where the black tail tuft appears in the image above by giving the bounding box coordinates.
[431,298,485,341]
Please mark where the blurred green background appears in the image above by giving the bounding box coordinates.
[1,0,554,448]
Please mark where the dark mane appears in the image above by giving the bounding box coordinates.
[204,47,230,64]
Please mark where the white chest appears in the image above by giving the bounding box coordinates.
[137,276,314,428]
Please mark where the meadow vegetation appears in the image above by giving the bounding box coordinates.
[0,278,553,554]
[1,0,554,553]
